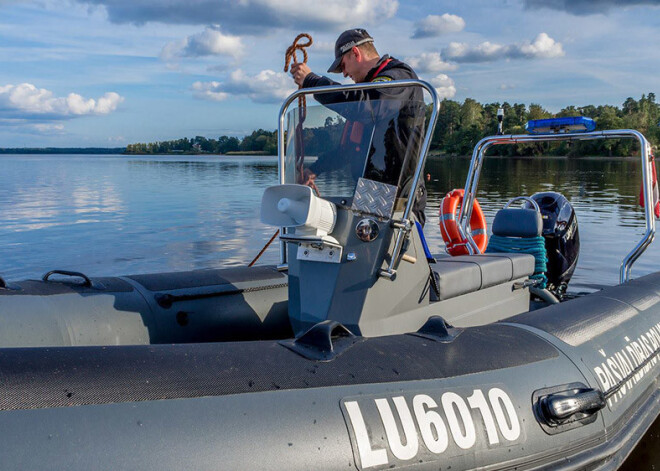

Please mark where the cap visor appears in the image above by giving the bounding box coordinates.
[327,56,342,74]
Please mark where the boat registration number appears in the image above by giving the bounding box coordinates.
[341,387,523,470]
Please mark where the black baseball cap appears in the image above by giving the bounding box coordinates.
[327,29,374,73]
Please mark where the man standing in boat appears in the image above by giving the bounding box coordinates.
[290,28,427,226]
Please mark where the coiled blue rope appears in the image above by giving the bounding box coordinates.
[486,234,548,288]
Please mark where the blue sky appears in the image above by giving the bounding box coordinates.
[1,0,659,147]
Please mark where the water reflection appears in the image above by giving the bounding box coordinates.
[0,154,657,288]
[0,155,280,279]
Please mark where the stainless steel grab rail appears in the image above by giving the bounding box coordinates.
[457,130,654,284]
[276,80,440,274]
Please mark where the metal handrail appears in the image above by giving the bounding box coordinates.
[457,129,654,284]
[276,80,440,273]
[504,196,540,212]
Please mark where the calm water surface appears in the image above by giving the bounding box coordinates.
[0,153,656,289]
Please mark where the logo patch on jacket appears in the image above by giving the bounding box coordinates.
[371,76,393,82]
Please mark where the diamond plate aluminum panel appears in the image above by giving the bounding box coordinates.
[351,178,397,218]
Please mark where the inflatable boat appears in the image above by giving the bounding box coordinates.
[0,81,658,471]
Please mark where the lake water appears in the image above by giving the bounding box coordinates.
[0,153,657,289]
[0,153,658,467]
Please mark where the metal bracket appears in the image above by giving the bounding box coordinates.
[379,218,413,279]
[513,278,542,290]
[297,242,342,264]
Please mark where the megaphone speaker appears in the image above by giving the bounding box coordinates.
[261,184,336,236]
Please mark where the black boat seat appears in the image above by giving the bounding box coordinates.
[492,208,543,237]
[433,253,535,301]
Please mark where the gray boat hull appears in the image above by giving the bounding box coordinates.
[0,268,659,470]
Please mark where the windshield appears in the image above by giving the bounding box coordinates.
[284,90,427,205]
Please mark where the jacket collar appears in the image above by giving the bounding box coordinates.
[364,55,391,82]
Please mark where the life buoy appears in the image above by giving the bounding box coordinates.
[439,189,488,256]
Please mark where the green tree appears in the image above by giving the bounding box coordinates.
[528,104,552,120]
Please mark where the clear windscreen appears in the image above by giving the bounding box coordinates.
[284,91,427,203]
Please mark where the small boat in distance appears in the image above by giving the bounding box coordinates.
[0,80,658,471]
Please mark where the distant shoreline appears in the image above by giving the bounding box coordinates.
[0,148,273,156]
[126,150,272,156]
[0,148,126,155]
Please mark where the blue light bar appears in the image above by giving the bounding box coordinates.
[525,116,596,134]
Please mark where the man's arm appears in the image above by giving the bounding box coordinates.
[290,62,381,108]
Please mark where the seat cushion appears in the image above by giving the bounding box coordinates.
[433,253,535,301]
[448,255,513,288]
[433,261,481,300]
[484,253,536,279]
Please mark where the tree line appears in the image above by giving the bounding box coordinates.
[125,130,277,155]
[125,93,658,157]
[431,93,659,157]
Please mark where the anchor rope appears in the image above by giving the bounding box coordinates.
[283,33,316,191]
[248,33,314,268]
[486,234,548,288]
[248,229,281,268]
[283,33,313,112]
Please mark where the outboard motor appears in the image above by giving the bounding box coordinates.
[527,192,580,297]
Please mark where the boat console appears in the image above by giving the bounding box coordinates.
[261,81,538,335]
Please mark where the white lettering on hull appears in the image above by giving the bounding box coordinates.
[592,321,660,407]
[343,387,521,469]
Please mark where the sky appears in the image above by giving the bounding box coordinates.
[0,0,659,147]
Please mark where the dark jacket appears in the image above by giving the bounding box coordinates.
[302,55,427,226]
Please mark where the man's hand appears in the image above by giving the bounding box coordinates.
[302,168,319,195]
[301,168,317,187]
[290,62,311,87]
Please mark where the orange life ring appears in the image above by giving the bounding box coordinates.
[439,189,488,256]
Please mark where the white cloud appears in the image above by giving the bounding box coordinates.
[313,41,336,53]
[412,14,465,39]
[517,33,565,59]
[193,69,295,104]
[95,92,123,113]
[0,118,66,135]
[32,123,65,132]
[0,83,123,118]
[442,33,565,63]
[430,74,456,99]
[77,0,399,33]
[192,81,229,102]
[405,52,457,73]
[258,0,399,28]
[161,27,243,61]
[443,41,504,62]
